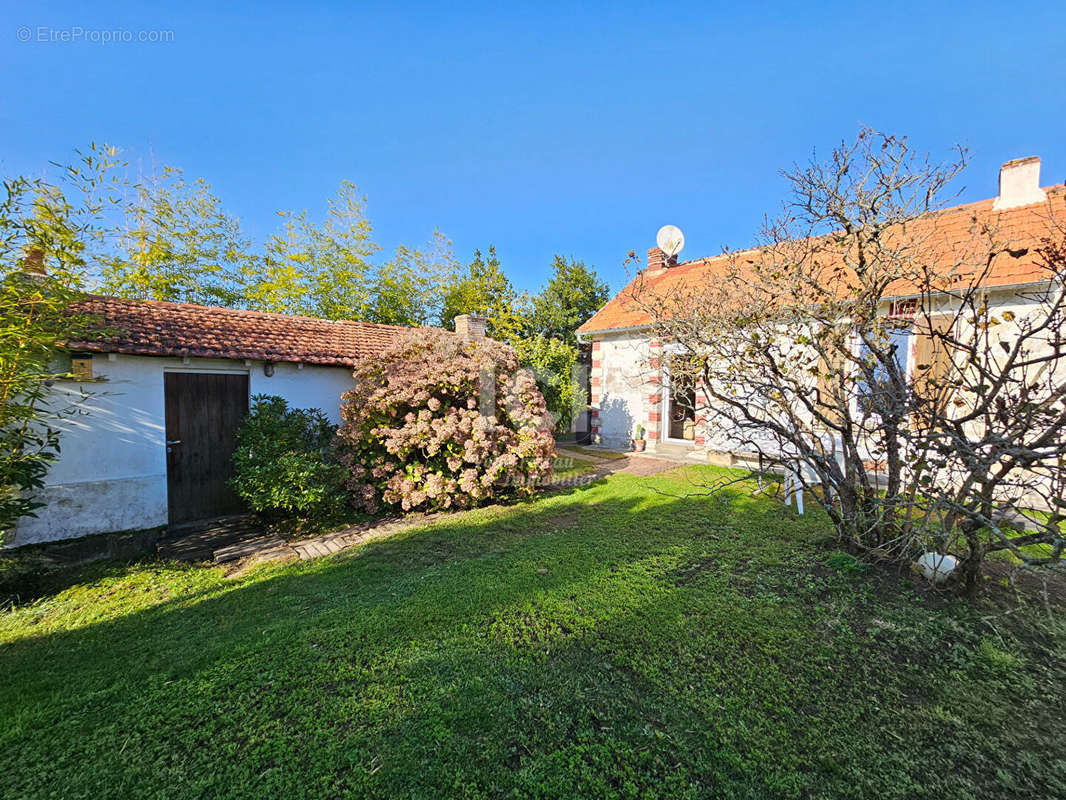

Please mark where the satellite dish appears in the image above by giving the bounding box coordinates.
[656,225,685,258]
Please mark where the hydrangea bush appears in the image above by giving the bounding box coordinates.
[337,328,556,513]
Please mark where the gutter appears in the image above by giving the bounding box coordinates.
[575,322,653,343]
[882,276,1057,303]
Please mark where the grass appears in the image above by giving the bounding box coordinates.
[549,452,601,482]
[2,466,1065,799]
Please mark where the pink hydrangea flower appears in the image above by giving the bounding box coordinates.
[336,328,555,513]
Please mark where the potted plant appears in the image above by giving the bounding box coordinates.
[632,423,646,452]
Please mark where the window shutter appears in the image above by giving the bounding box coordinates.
[816,349,846,427]
[912,315,955,416]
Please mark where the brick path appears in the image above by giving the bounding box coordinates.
[553,448,683,482]
[615,455,685,476]
[289,515,439,560]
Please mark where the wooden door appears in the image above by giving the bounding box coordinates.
[164,372,249,525]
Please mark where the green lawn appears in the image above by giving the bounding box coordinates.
[549,452,601,481]
[2,467,1065,799]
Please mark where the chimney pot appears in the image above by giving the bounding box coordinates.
[23,247,46,275]
[454,313,487,340]
[993,156,1046,210]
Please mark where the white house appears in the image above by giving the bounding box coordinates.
[10,297,453,546]
[578,158,1066,463]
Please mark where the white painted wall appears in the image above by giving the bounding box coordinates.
[9,354,356,547]
[250,361,355,424]
[597,333,652,450]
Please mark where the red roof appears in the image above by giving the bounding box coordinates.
[69,296,424,367]
[579,185,1066,335]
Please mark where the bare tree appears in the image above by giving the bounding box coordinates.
[910,230,1066,587]
[630,129,1066,591]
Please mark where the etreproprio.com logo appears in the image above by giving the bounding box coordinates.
[16,26,175,44]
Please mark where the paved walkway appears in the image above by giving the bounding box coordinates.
[555,447,683,478]
[615,455,687,476]
[158,514,439,573]
[554,446,620,464]
[158,452,682,572]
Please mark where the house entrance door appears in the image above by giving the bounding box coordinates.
[663,359,696,442]
[667,380,696,440]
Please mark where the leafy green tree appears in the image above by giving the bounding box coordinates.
[440,247,587,427]
[509,334,580,429]
[530,255,609,344]
[0,146,123,540]
[440,246,530,336]
[99,169,460,325]
[100,167,250,306]
[370,230,460,326]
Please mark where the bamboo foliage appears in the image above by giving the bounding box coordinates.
[0,146,123,538]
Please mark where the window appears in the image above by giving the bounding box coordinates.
[856,327,911,415]
[71,355,94,381]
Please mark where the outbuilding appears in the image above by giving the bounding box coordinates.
[11,297,422,546]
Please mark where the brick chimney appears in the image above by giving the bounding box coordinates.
[647,247,666,271]
[454,313,487,340]
[23,247,46,275]
[647,246,679,272]
[993,156,1046,210]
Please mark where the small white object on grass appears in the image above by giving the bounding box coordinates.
[916,552,958,583]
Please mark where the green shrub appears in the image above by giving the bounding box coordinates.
[230,395,346,519]
[509,334,580,430]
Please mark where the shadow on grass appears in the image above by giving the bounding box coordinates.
[0,551,171,609]
[0,469,616,610]
[0,474,838,798]
[2,470,1064,799]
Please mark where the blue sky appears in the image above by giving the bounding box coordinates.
[3,0,1064,295]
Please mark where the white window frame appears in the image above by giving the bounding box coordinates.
[848,324,916,423]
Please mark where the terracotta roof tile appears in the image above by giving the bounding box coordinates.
[69,296,428,366]
[579,186,1066,335]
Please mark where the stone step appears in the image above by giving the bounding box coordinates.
[214,535,286,563]
[650,442,704,461]
[158,514,263,562]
